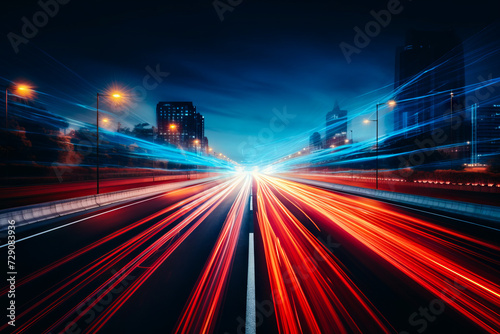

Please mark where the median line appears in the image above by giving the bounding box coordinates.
[246,232,256,334]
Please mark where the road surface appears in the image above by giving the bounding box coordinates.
[1,174,499,333]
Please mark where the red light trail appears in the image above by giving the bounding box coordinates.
[2,176,247,333]
[1,174,499,333]
[174,175,251,333]
[255,174,500,333]
[255,175,394,333]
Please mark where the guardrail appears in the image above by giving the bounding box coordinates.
[0,175,227,230]
[281,176,500,223]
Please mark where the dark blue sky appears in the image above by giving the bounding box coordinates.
[2,0,499,162]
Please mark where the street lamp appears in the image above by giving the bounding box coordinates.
[450,91,454,171]
[14,84,34,97]
[168,124,180,147]
[4,83,34,128]
[3,83,34,185]
[350,129,354,180]
[96,91,122,194]
[364,100,396,190]
[193,139,200,155]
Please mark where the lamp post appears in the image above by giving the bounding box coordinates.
[350,130,354,181]
[5,88,7,129]
[450,91,454,172]
[193,139,200,155]
[365,100,396,190]
[96,92,122,194]
[3,83,34,185]
[4,84,34,128]
[169,124,178,147]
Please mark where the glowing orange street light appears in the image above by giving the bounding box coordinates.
[112,93,121,98]
[16,85,33,97]
[5,83,35,128]
[170,124,177,130]
[193,139,201,155]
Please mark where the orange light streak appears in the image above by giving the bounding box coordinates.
[175,175,252,333]
[257,174,500,333]
[255,175,394,333]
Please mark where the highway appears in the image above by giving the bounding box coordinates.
[1,174,499,333]
[0,173,215,210]
[282,173,500,207]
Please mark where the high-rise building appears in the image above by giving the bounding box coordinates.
[310,132,322,151]
[156,102,205,151]
[471,104,500,164]
[326,103,348,147]
[394,30,466,138]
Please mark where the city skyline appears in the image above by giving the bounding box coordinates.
[2,0,499,162]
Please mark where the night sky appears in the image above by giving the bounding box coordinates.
[1,0,499,162]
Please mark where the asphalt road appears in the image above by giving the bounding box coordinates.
[1,174,499,333]
[252,175,500,333]
[1,176,251,333]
